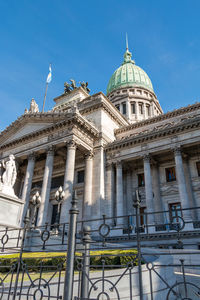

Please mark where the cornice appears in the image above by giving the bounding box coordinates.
[106,114,200,152]
[79,92,129,127]
[0,112,99,150]
[0,112,68,141]
[115,102,200,135]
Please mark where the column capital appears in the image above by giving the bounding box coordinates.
[143,153,151,162]
[46,145,55,156]
[116,160,122,168]
[151,157,158,167]
[66,139,77,149]
[173,146,182,156]
[84,151,93,160]
[28,152,35,162]
[106,161,113,170]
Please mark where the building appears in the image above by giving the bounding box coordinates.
[0,45,200,245]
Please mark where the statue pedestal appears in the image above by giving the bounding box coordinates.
[1,184,17,198]
[0,192,24,227]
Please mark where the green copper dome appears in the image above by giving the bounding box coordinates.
[107,48,154,95]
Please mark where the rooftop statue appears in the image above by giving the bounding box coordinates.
[29,98,39,113]
[64,79,77,94]
[0,154,17,197]
[64,82,72,93]
[64,79,90,94]
[70,79,77,90]
[79,81,90,93]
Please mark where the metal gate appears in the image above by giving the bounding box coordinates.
[0,195,200,299]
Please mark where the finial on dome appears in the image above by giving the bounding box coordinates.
[126,33,129,51]
[123,35,135,65]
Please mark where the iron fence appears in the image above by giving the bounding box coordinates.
[0,199,200,299]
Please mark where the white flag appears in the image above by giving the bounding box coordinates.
[46,64,52,84]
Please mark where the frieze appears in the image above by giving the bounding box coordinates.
[72,127,94,147]
[0,112,99,151]
[48,129,70,141]
[106,116,200,152]
[1,136,49,158]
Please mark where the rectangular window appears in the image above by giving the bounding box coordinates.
[139,104,143,114]
[51,175,64,189]
[138,173,145,187]
[131,103,135,114]
[122,102,126,115]
[77,170,85,183]
[169,203,182,223]
[146,105,150,116]
[165,167,176,182]
[32,181,43,189]
[196,162,200,176]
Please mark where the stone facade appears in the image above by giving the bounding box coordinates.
[1,50,200,248]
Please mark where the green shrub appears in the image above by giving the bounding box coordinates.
[0,249,138,273]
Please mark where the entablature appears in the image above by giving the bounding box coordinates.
[0,111,99,154]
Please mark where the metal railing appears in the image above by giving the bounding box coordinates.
[0,199,200,299]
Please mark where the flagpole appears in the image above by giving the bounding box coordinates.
[42,82,48,113]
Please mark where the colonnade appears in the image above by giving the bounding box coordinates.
[20,142,194,229]
[107,147,193,226]
[20,140,94,227]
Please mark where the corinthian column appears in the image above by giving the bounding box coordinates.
[37,146,54,227]
[174,147,191,220]
[20,153,35,225]
[105,162,114,219]
[151,162,164,224]
[116,161,124,224]
[143,154,154,224]
[83,152,93,220]
[60,140,76,224]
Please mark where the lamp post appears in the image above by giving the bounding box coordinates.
[133,189,143,300]
[54,186,65,232]
[30,191,41,228]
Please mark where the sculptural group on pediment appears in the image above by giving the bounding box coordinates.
[0,154,17,197]
[64,79,90,94]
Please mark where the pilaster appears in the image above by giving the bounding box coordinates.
[105,162,114,220]
[116,160,124,225]
[143,154,154,224]
[173,147,191,220]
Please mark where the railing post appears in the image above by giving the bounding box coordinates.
[134,189,143,300]
[12,216,29,300]
[63,193,79,300]
[80,225,91,299]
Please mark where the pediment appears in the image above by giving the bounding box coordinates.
[1,122,54,145]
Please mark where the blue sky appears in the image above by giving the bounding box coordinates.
[1,0,200,131]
